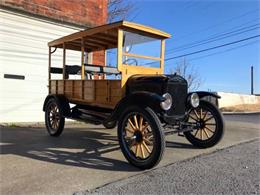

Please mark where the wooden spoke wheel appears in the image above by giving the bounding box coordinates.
[45,99,65,137]
[184,100,224,148]
[118,106,165,170]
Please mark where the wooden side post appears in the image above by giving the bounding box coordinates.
[117,29,123,72]
[160,39,165,74]
[48,46,51,94]
[63,43,66,94]
[63,43,66,79]
[81,39,85,100]
[81,39,85,80]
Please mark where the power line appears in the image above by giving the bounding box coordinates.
[167,22,260,53]
[166,24,260,54]
[164,35,260,62]
[188,40,260,62]
[169,8,259,45]
[167,17,260,52]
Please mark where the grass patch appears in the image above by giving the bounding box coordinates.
[220,104,260,112]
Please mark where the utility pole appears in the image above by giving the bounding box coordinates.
[251,66,254,95]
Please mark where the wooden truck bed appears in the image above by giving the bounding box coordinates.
[49,80,122,108]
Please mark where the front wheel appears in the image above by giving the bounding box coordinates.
[45,98,65,137]
[118,106,165,170]
[184,100,224,148]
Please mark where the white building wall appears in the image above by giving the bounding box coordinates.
[0,10,82,122]
[217,92,260,108]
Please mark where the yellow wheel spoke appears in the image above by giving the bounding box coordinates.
[142,142,151,154]
[53,120,56,129]
[194,129,199,137]
[194,110,200,119]
[144,138,152,145]
[200,108,203,119]
[142,123,149,131]
[147,135,153,140]
[200,129,203,140]
[129,140,136,149]
[202,111,208,120]
[205,115,214,122]
[205,123,216,125]
[135,144,140,157]
[134,115,139,129]
[140,144,145,159]
[128,118,136,130]
[202,128,210,138]
[205,126,215,133]
[125,127,135,134]
[189,115,198,122]
[139,116,143,131]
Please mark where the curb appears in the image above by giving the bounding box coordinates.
[223,111,260,115]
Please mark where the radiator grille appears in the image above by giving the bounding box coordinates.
[166,82,187,116]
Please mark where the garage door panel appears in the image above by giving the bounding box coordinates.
[0,10,81,122]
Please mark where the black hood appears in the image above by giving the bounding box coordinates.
[126,74,187,95]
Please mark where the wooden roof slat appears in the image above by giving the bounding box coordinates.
[71,40,107,49]
[68,42,97,51]
[85,38,114,48]
[95,33,118,42]
[48,21,171,49]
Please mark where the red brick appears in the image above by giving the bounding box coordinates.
[1,0,108,26]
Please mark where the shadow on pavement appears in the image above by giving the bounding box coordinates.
[0,127,138,172]
[166,141,195,149]
[0,126,195,171]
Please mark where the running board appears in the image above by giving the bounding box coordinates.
[70,108,109,125]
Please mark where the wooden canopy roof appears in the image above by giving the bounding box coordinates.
[48,21,171,52]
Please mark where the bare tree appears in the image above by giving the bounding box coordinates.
[107,0,135,23]
[170,58,202,91]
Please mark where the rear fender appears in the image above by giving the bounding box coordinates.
[43,95,71,117]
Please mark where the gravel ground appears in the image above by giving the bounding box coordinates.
[78,139,260,195]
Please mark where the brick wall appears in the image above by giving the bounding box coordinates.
[0,0,108,69]
[0,0,108,27]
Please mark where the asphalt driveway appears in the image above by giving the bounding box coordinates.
[0,114,259,194]
[80,139,260,195]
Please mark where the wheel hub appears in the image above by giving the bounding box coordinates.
[198,119,206,129]
[134,130,143,143]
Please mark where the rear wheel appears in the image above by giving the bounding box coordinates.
[184,100,224,148]
[45,98,65,137]
[118,106,165,169]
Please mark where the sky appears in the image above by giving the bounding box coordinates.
[124,0,260,94]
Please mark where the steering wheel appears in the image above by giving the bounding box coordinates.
[123,58,138,66]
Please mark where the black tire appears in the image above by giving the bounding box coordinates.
[103,120,117,129]
[118,106,165,170]
[184,100,224,148]
[45,98,65,137]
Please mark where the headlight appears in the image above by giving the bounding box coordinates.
[190,93,200,108]
[160,93,172,110]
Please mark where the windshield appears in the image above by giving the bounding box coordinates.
[122,31,161,68]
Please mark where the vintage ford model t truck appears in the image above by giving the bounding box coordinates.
[43,21,224,169]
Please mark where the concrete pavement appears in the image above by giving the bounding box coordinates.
[80,139,260,195]
[0,114,259,194]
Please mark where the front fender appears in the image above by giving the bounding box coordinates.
[109,91,164,121]
[187,91,220,107]
[194,91,221,99]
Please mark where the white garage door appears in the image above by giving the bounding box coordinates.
[0,10,82,122]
